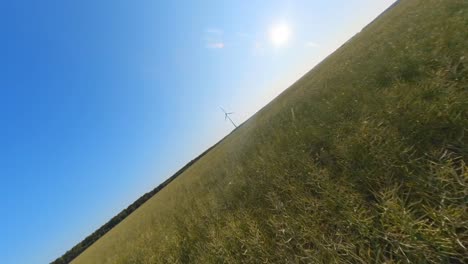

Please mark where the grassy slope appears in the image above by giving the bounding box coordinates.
[52,137,229,264]
[73,0,467,263]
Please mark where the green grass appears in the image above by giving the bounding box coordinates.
[71,0,467,263]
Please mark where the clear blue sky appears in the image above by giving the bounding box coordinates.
[0,1,396,263]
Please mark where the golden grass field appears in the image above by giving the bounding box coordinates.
[70,0,467,263]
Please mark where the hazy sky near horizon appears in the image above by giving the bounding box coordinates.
[0,1,396,263]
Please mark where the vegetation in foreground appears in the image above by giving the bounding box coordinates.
[52,143,221,264]
[70,0,467,263]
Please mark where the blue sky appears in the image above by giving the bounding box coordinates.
[0,1,396,263]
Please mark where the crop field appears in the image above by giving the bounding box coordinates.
[70,0,467,263]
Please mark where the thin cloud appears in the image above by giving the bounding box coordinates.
[204,28,224,35]
[206,42,225,49]
[204,27,225,49]
[305,41,320,48]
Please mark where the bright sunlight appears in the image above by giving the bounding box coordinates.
[269,22,291,47]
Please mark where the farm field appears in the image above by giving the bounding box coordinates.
[68,0,467,263]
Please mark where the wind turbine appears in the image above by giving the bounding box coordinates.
[220,107,237,128]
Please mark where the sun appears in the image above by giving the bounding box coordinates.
[270,23,290,47]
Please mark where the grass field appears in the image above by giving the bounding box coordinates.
[71,0,467,263]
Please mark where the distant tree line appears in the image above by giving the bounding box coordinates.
[51,139,225,264]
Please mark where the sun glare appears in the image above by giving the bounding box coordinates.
[270,23,290,47]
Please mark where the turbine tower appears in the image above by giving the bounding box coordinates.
[220,107,237,128]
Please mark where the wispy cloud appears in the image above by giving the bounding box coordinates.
[206,42,225,49]
[204,28,224,35]
[204,27,225,49]
[305,41,320,48]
